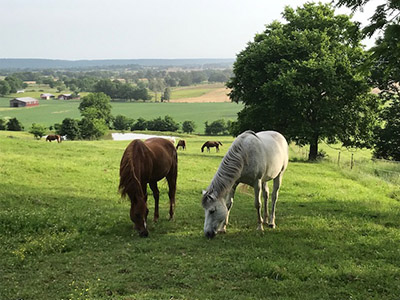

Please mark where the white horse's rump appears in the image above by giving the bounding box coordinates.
[202,130,288,238]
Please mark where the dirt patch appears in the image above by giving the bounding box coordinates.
[170,88,231,103]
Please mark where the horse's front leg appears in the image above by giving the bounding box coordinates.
[149,182,160,222]
[254,180,264,231]
[262,181,269,225]
[219,183,238,234]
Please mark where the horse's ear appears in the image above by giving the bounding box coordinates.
[202,190,207,196]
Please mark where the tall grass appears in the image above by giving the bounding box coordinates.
[1,131,399,299]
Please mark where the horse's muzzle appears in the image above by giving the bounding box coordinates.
[139,230,149,238]
[205,231,216,239]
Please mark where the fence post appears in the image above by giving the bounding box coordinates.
[337,152,341,166]
[350,153,354,170]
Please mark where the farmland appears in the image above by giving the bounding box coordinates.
[1,131,399,299]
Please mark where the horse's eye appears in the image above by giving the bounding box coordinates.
[209,209,216,215]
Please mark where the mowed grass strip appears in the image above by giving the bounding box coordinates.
[0,131,399,299]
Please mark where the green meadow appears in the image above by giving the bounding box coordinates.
[0,97,242,133]
[1,131,399,299]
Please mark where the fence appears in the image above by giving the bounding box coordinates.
[289,144,400,185]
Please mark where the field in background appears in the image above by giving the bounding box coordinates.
[0,83,238,133]
[1,131,399,299]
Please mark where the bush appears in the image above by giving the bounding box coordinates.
[58,118,80,140]
[182,120,196,134]
[205,119,230,135]
[79,118,108,140]
[147,116,179,132]
[0,118,6,130]
[6,117,24,131]
[114,115,134,132]
[131,117,147,131]
[29,123,47,139]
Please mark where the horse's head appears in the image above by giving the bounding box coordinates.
[130,200,149,237]
[201,190,227,239]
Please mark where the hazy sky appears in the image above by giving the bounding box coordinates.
[0,0,380,60]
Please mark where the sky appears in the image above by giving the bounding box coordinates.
[0,0,381,60]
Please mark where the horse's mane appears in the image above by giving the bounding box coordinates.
[119,140,149,202]
[207,133,253,197]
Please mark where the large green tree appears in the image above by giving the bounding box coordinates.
[227,3,378,160]
[78,92,113,125]
[337,0,400,161]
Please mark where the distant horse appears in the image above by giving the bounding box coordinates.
[46,134,61,143]
[201,141,222,153]
[119,138,178,237]
[201,131,288,238]
[176,139,186,150]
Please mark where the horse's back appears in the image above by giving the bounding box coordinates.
[239,130,288,181]
[145,138,177,180]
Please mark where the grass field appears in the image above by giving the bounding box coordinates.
[0,97,242,134]
[1,131,399,299]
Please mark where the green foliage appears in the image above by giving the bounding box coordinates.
[373,97,400,161]
[162,87,171,102]
[6,117,24,131]
[0,118,6,130]
[113,115,134,132]
[79,92,113,127]
[94,79,150,101]
[131,117,147,131]
[146,115,179,132]
[58,118,81,140]
[28,123,47,139]
[227,3,377,160]
[5,76,25,93]
[205,119,230,135]
[0,80,11,96]
[182,120,196,134]
[78,117,108,140]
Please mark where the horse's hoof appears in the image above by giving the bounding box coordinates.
[257,224,264,231]
[153,218,158,223]
[268,224,276,229]
[217,229,226,234]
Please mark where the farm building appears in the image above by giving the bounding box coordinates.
[40,93,55,99]
[9,97,39,107]
[57,93,80,100]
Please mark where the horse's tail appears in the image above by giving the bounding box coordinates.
[119,141,145,201]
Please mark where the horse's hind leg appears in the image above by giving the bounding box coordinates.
[149,182,160,222]
[166,168,177,220]
[269,173,283,228]
[262,181,269,225]
[254,179,264,231]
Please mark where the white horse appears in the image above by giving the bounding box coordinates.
[202,130,288,238]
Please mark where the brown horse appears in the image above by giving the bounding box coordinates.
[46,134,61,143]
[176,139,186,150]
[201,141,223,153]
[119,138,178,237]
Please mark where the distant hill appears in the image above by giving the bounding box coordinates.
[0,58,234,70]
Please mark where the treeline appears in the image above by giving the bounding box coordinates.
[0,93,233,139]
[0,68,232,101]
[0,76,27,95]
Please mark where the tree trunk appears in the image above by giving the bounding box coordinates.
[308,135,319,161]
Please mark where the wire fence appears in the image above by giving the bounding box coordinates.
[289,144,400,185]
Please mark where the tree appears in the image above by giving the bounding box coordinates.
[6,117,24,131]
[79,117,108,140]
[131,117,147,131]
[78,92,113,125]
[205,119,229,135]
[58,118,80,140]
[337,0,400,161]
[0,80,11,96]
[29,123,47,139]
[227,3,378,160]
[162,87,171,102]
[0,118,6,130]
[114,115,134,132]
[373,96,400,160]
[182,120,196,134]
[5,76,25,93]
[147,116,179,132]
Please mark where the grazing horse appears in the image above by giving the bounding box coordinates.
[201,141,222,153]
[46,134,61,143]
[176,139,186,150]
[119,138,178,237]
[201,130,288,238]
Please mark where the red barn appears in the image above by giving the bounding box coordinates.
[9,97,39,107]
